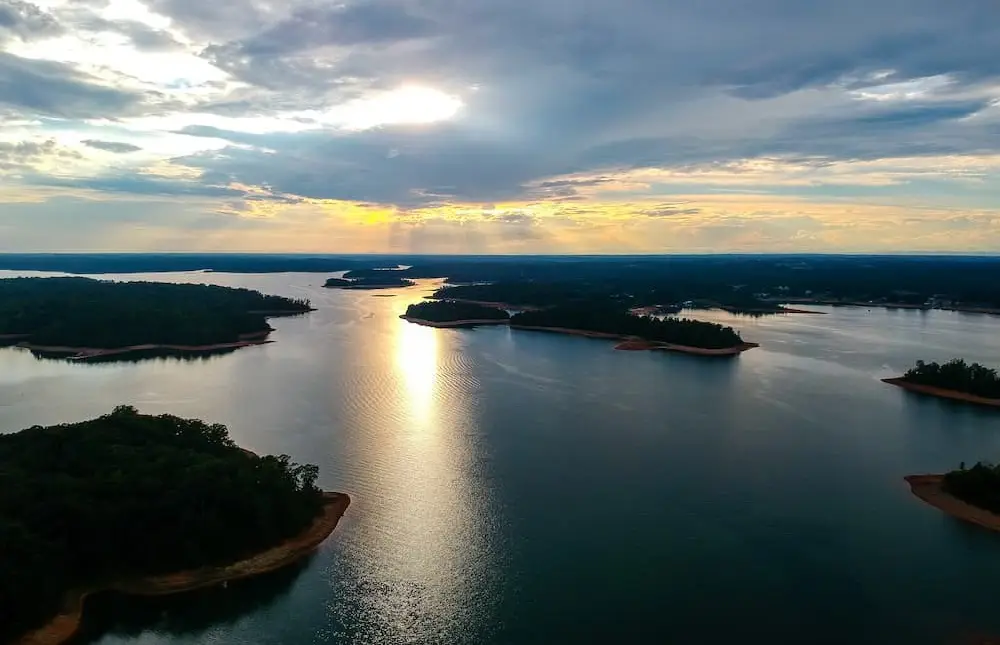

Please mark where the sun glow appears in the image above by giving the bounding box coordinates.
[332,86,464,131]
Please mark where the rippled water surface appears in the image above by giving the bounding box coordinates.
[3,271,1000,645]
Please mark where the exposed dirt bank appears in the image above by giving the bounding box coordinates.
[904,475,1000,532]
[883,378,1000,409]
[15,492,350,645]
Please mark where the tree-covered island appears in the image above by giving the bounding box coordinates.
[0,277,312,360]
[1,406,349,645]
[509,303,753,354]
[324,276,415,290]
[401,300,511,327]
[884,359,1000,407]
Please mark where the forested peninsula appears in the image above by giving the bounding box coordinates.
[0,278,312,359]
[906,463,1000,533]
[402,301,510,327]
[399,299,753,354]
[509,304,754,355]
[2,407,348,645]
[884,359,1000,408]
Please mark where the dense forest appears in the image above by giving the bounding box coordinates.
[393,256,1000,311]
[510,303,744,349]
[943,462,1000,515]
[405,300,510,322]
[0,254,375,274]
[901,359,1000,399]
[4,255,999,310]
[0,407,324,643]
[0,278,312,348]
[324,276,415,289]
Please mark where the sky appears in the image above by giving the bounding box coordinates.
[1,0,998,254]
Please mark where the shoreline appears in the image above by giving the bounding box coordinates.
[716,306,826,315]
[399,315,510,328]
[17,337,273,361]
[779,299,1000,317]
[509,325,758,356]
[904,475,1000,533]
[325,283,414,290]
[14,330,275,361]
[15,492,350,645]
[882,378,1000,409]
[437,298,542,311]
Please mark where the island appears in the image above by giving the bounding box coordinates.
[905,462,1000,532]
[0,277,313,360]
[401,300,511,328]
[883,359,1000,408]
[324,276,415,290]
[509,304,756,355]
[2,406,348,645]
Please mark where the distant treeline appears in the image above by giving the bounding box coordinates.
[3,255,999,309]
[0,407,324,643]
[901,359,1000,399]
[405,300,510,322]
[0,277,311,348]
[944,462,1000,515]
[0,254,375,274]
[396,256,1000,310]
[510,303,744,349]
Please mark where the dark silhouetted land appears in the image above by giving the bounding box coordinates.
[2,407,347,645]
[0,277,312,358]
[402,300,510,327]
[885,359,1000,407]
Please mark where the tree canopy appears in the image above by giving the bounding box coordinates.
[0,277,312,348]
[944,462,1000,515]
[510,303,743,349]
[324,276,414,289]
[902,359,1000,399]
[0,407,324,642]
[405,300,510,322]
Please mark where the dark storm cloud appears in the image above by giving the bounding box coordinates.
[11,0,996,207]
[147,0,999,205]
[239,2,434,56]
[0,52,143,118]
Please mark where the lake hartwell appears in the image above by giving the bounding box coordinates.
[3,270,1000,645]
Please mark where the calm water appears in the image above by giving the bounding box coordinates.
[3,271,1000,645]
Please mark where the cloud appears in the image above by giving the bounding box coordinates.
[2,0,1000,252]
[0,0,61,42]
[81,139,142,153]
[640,203,702,217]
[0,138,81,171]
[0,51,144,118]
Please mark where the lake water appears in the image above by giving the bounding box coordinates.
[3,271,1000,645]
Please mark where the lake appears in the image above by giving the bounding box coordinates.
[3,270,1000,645]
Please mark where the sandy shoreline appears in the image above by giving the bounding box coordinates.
[400,315,509,328]
[15,492,350,645]
[882,378,1000,408]
[14,330,274,361]
[780,299,1000,316]
[510,325,758,356]
[904,475,1000,533]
